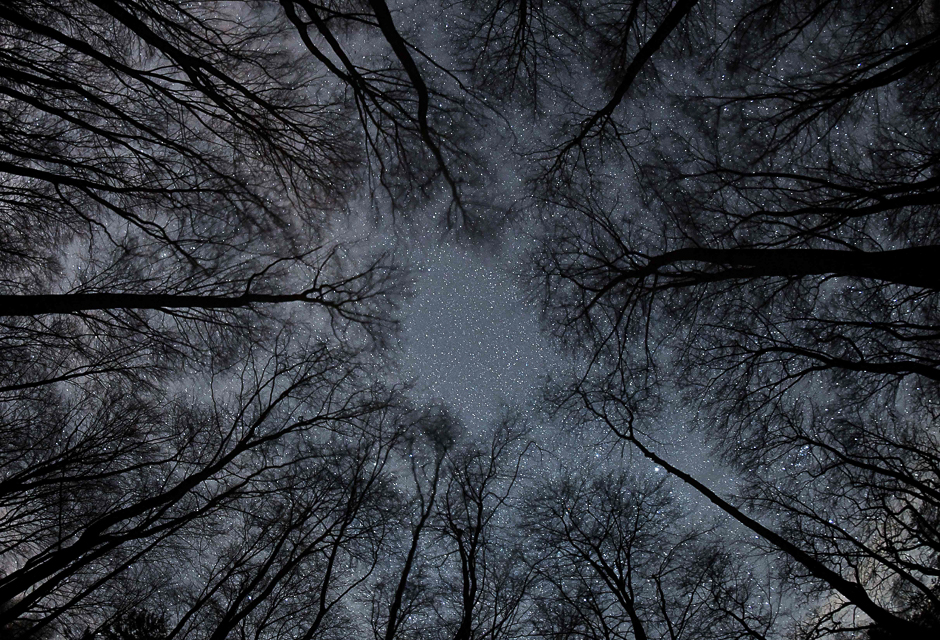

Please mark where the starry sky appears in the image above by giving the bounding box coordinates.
[401,243,550,426]
[5,2,935,637]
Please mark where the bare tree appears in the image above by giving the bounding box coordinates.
[530,1,940,638]
[432,415,534,640]
[367,407,455,640]
[0,331,406,637]
[0,3,446,638]
[524,464,735,640]
[0,0,407,397]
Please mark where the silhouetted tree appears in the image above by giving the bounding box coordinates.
[7,0,940,639]
[0,333,409,637]
[434,415,533,640]
[531,1,940,638]
[101,609,168,640]
[525,465,733,640]
[367,407,456,640]
[0,3,416,636]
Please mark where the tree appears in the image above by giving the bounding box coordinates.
[432,415,533,640]
[0,332,409,637]
[528,0,940,638]
[100,609,168,640]
[169,404,406,640]
[0,0,404,398]
[367,407,455,640]
[7,0,940,638]
[0,2,421,637]
[277,0,476,222]
[524,464,757,640]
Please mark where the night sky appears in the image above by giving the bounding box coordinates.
[402,242,549,427]
[1,1,937,638]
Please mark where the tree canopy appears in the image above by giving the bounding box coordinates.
[1,0,939,639]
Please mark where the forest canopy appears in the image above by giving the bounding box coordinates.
[0,0,938,639]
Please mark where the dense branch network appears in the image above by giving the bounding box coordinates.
[3,0,940,639]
